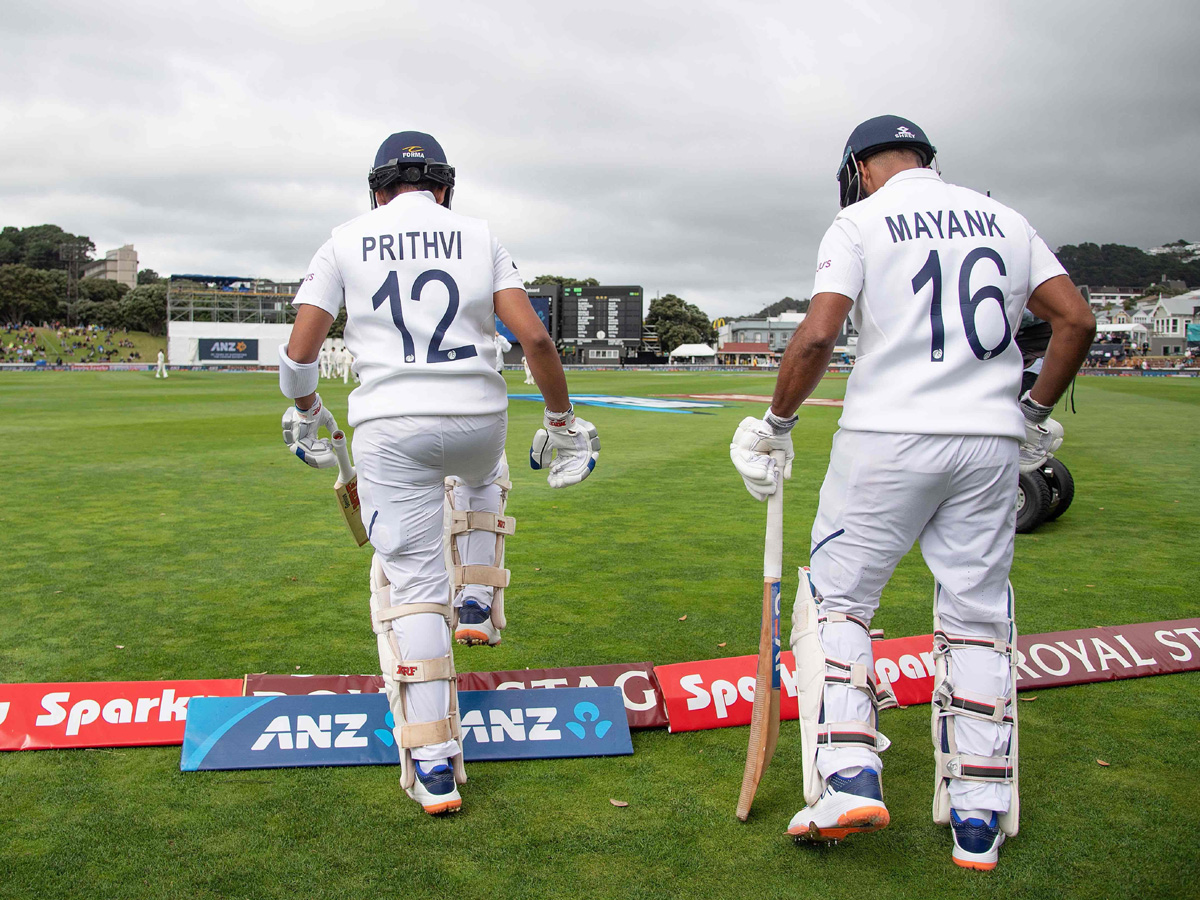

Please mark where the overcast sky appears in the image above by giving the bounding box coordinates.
[2,0,1197,316]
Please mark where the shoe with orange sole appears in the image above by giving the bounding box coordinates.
[951,809,1005,870]
[788,768,889,842]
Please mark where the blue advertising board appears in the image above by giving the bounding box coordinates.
[181,687,632,771]
[495,295,551,344]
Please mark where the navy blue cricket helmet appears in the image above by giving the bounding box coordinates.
[836,115,936,208]
[368,131,456,210]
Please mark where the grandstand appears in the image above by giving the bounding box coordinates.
[166,275,302,366]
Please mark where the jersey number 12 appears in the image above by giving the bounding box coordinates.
[912,248,1012,363]
[372,269,478,364]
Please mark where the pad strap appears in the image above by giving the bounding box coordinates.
[938,751,1015,783]
[453,565,510,589]
[824,657,898,711]
[933,682,1014,725]
[449,510,517,536]
[399,717,456,749]
[817,721,892,753]
[387,655,455,683]
[934,630,1012,657]
[373,601,452,630]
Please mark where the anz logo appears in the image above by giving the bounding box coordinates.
[460,701,614,744]
[251,714,369,750]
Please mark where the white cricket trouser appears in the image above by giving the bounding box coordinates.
[156,360,167,378]
[808,429,1018,813]
[353,412,507,761]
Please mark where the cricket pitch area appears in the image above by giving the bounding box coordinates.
[2,369,1197,899]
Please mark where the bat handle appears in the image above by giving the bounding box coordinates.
[764,450,784,581]
[331,431,356,484]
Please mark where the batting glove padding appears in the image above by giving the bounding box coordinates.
[529,407,600,488]
[730,415,795,501]
[1018,392,1063,473]
[282,393,338,469]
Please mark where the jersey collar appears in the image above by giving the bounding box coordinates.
[390,190,437,204]
[880,167,943,190]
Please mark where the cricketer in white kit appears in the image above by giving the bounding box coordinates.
[730,116,1094,869]
[277,131,599,816]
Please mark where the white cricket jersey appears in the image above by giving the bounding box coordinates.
[812,168,1067,440]
[293,191,525,426]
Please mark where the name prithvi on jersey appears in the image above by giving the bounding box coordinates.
[885,210,1006,244]
[362,231,463,262]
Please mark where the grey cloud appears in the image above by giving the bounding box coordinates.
[1,0,1197,316]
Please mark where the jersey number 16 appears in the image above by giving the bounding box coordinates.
[912,248,1013,363]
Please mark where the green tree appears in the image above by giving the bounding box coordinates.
[0,264,66,323]
[525,274,600,289]
[645,293,715,353]
[118,283,168,335]
[753,296,809,317]
[0,224,95,270]
[137,268,163,285]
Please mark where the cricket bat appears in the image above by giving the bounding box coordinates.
[736,449,785,821]
[331,431,369,547]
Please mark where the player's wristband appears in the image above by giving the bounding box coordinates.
[764,409,799,435]
[1019,391,1053,424]
[279,343,319,399]
[544,405,574,429]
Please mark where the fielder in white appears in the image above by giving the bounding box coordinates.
[278,130,599,816]
[155,348,168,378]
[522,354,535,385]
[493,331,512,372]
[730,116,1094,869]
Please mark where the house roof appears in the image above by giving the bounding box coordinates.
[718,342,770,353]
[1152,290,1200,316]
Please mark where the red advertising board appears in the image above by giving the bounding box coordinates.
[655,619,1200,732]
[244,662,669,729]
[0,679,243,750]
[1015,619,1200,687]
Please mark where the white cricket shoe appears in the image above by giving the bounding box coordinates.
[406,759,462,815]
[787,768,890,842]
[950,809,1005,870]
[454,599,501,646]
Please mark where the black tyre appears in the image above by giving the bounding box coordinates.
[1016,470,1051,534]
[1042,458,1075,522]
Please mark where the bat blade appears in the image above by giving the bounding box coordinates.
[736,449,785,822]
[736,578,782,821]
[331,431,369,547]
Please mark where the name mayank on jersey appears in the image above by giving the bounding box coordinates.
[884,208,1005,244]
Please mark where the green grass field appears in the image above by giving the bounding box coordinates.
[2,370,1198,900]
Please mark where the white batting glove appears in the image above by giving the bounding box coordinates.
[530,406,600,488]
[282,392,338,469]
[1018,391,1064,473]
[730,411,796,501]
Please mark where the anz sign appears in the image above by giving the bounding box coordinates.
[181,688,632,771]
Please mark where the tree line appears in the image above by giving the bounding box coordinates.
[1055,240,1198,288]
[0,224,167,334]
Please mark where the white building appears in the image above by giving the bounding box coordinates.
[1149,290,1200,355]
[83,244,138,291]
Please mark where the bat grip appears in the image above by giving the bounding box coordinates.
[331,431,356,484]
[763,450,784,581]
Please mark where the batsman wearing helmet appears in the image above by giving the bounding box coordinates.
[278,131,599,815]
[730,116,1094,868]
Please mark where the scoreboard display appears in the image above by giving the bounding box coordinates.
[559,286,643,343]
